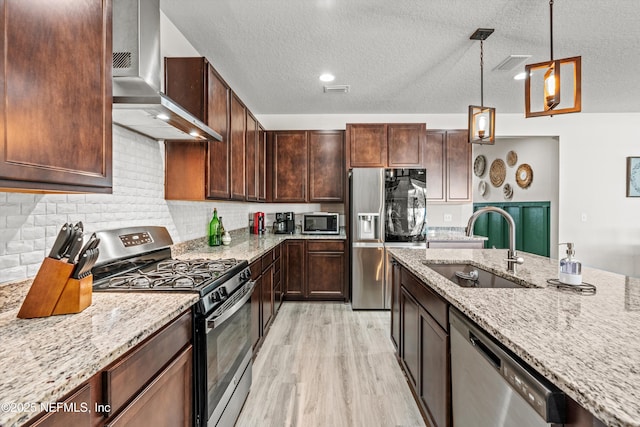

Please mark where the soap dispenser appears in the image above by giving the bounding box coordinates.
[558,243,582,285]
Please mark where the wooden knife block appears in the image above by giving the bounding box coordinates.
[17,257,93,319]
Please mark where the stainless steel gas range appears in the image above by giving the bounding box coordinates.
[91,226,254,427]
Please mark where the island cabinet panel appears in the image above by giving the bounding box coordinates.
[308,130,345,202]
[387,123,425,167]
[426,129,471,202]
[0,0,112,193]
[164,58,231,200]
[246,112,258,201]
[284,240,305,298]
[230,93,247,200]
[390,258,401,350]
[398,265,451,427]
[271,131,308,202]
[346,124,387,168]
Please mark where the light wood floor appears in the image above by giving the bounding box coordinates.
[236,302,426,427]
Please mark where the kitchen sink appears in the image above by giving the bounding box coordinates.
[423,262,530,289]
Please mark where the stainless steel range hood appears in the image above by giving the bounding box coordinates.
[112,0,221,141]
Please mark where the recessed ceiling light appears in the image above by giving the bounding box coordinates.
[513,72,528,81]
[319,73,335,82]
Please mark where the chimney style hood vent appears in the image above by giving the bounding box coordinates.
[112,0,221,141]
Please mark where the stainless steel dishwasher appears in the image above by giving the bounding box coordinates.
[450,308,566,426]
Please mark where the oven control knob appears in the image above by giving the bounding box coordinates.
[210,291,221,303]
[242,270,250,280]
[218,288,228,300]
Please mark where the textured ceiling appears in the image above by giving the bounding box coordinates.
[160,0,640,115]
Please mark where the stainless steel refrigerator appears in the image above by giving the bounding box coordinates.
[351,168,427,309]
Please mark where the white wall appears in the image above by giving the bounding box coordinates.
[257,113,640,277]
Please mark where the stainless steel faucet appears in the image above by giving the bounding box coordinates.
[465,206,524,273]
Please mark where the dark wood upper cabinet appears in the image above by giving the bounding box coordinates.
[426,129,471,202]
[271,131,308,203]
[230,92,246,200]
[346,124,387,168]
[308,130,345,202]
[0,0,112,193]
[387,123,425,167]
[346,123,425,169]
[164,58,231,200]
[258,125,268,202]
[245,112,258,201]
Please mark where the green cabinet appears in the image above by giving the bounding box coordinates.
[472,202,550,257]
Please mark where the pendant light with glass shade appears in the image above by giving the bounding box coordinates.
[524,0,581,117]
[468,28,495,145]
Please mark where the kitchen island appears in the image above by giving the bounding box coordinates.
[389,247,640,427]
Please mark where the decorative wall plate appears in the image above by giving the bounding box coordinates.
[474,155,487,177]
[503,183,513,199]
[516,164,533,188]
[478,180,487,196]
[489,159,506,187]
[506,150,518,167]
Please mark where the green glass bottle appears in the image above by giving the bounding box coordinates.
[208,208,221,246]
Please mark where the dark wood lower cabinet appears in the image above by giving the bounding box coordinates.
[250,244,283,354]
[400,287,420,389]
[284,240,346,301]
[25,311,192,427]
[104,346,192,427]
[390,258,401,350]
[420,308,450,427]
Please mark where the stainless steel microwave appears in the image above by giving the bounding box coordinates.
[302,213,340,234]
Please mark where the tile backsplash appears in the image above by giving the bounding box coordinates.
[0,126,320,284]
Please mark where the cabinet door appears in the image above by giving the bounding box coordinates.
[206,66,231,199]
[387,123,425,167]
[31,383,92,427]
[0,0,112,193]
[400,287,420,390]
[346,124,387,168]
[446,130,471,202]
[105,346,192,427]
[250,260,262,349]
[390,259,401,350]
[258,125,268,201]
[165,141,206,201]
[245,112,258,201]
[425,130,446,201]
[164,57,206,121]
[306,250,345,299]
[230,93,246,200]
[262,263,274,333]
[308,130,345,202]
[420,310,450,427]
[272,131,308,202]
[284,240,305,298]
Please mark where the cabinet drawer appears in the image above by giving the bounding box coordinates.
[261,249,274,271]
[307,240,345,252]
[401,269,448,330]
[273,244,281,260]
[103,311,192,415]
[30,383,92,427]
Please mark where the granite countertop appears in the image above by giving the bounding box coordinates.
[172,230,347,263]
[388,247,640,427]
[426,232,488,242]
[0,280,198,427]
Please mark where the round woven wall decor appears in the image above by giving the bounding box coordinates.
[489,159,506,187]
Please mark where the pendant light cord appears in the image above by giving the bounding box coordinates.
[480,39,484,107]
[549,0,554,60]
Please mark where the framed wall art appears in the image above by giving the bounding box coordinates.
[627,157,640,197]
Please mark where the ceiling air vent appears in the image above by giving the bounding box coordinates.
[324,85,350,93]
[493,55,531,71]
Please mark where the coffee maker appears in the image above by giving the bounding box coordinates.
[273,212,295,234]
[250,212,266,234]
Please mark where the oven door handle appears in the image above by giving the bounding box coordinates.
[206,280,256,332]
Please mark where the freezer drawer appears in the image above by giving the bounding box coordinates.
[351,246,384,309]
